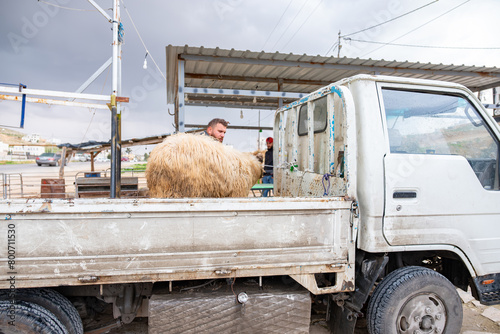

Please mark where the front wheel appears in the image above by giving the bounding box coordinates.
[367,266,462,334]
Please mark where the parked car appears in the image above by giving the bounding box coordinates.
[73,153,90,162]
[121,156,129,162]
[36,153,66,166]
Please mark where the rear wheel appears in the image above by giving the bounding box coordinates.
[0,288,83,334]
[0,300,68,333]
[367,266,462,334]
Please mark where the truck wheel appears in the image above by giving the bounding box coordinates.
[367,266,462,334]
[0,300,68,333]
[0,288,83,334]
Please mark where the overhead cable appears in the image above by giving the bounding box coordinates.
[261,0,295,50]
[37,0,96,11]
[346,38,500,50]
[361,0,472,58]
[270,0,312,51]
[324,1,438,57]
[342,0,438,38]
[280,0,324,50]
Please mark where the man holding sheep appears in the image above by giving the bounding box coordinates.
[204,118,228,143]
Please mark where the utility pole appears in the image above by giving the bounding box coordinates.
[337,30,342,58]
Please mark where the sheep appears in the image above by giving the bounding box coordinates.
[146,133,263,198]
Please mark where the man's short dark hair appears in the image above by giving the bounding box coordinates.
[207,118,229,129]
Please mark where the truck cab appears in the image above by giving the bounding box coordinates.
[274,74,500,333]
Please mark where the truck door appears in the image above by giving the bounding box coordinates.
[380,84,500,275]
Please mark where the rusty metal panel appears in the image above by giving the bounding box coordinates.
[0,197,352,289]
[149,289,311,334]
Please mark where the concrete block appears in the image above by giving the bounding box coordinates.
[482,306,500,323]
[457,288,475,304]
[472,300,484,308]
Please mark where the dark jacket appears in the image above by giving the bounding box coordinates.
[264,147,273,176]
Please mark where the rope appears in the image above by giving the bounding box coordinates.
[37,0,97,12]
[322,173,333,196]
[120,0,166,81]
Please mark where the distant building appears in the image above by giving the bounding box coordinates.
[22,134,41,144]
[47,138,61,145]
[11,145,45,158]
[0,141,8,155]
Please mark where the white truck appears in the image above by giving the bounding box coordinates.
[1,74,499,334]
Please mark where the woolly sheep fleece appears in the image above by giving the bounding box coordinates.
[146,133,263,198]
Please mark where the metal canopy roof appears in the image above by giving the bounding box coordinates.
[166,45,500,115]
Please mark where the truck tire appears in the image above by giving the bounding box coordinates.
[367,266,462,334]
[0,299,68,333]
[0,288,83,334]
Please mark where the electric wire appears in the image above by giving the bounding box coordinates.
[280,0,324,51]
[324,0,438,57]
[120,0,166,81]
[324,41,339,57]
[345,38,500,50]
[361,0,471,58]
[37,0,97,11]
[261,0,295,50]
[79,66,111,143]
[270,0,312,51]
[342,0,438,38]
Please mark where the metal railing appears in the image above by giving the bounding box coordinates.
[1,173,24,199]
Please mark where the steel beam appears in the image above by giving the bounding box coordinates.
[0,94,108,110]
[185,102,276,110]
[185,124,273,131]
[75,57,112,94]
[87,0,112,22]
[184,73,330,86]
[180,54,500,80]
[0,86,109,101]
[184,87,304,99]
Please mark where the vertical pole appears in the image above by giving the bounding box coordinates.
[177,60,185,133]
[59,146,67,179]
[110,0,121,198]
[90,152,96,172]
[337,30,342,58]
[277,79,283,108]
[258,109,261,151]
[2,174,6,199]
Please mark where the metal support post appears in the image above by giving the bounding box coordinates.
[110,0,121,198]
[278,79,283,108]
[2,174,7,199]
[20,83,27,128]
[177,60,185,132]
[111,105,121,197]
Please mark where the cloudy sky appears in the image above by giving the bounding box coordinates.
[1,0,499,152]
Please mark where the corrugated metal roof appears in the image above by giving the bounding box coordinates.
[166,45,500,110]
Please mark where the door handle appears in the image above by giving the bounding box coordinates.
[393,191,417,199]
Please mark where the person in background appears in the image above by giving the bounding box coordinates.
[203,118,228,143]
[262,137,273,197]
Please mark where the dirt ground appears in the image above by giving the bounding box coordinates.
[82,290,500,334]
